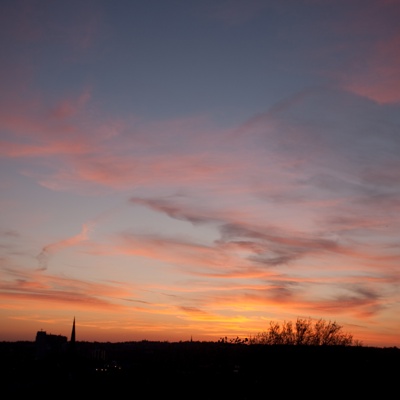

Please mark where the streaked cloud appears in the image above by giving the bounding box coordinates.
[36,223,94,271]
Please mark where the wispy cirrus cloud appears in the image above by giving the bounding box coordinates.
[0,266,132,311]
[130,196,222,226]
[36,222,94,271]
[128,194,395,272]
[0,88,96,159]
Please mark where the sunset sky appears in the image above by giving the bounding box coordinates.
[1,0,399,347]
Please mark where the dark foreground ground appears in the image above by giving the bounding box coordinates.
[1,340,399,398]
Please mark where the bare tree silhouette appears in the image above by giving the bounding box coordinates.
[248,317,361,346]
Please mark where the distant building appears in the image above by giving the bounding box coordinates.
[35,317,76,359]
[92,347,106,361]
[35,329,68,359]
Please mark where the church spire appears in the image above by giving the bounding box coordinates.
[70,317,76,344]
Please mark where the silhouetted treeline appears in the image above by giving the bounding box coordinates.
[1,340,398,398]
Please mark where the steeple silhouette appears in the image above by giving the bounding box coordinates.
[70,317,76,344]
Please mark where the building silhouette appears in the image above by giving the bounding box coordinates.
[35,329,67,359]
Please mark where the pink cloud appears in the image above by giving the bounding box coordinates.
[116,232,233,273]
[49,89,91,120]
[0,140,88,158]
[330,2,400,103]
[125,195,400,280]
[341,34,400,103]
[0,267,133,312]
[36,222,94,271]
[4,89,91,134]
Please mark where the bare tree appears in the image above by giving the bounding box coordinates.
[248,317,360,346]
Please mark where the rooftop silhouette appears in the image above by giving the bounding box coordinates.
[1,317,398,398]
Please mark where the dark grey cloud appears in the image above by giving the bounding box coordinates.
[242,282,299,303]
[121,297,151,305]
[129,195,349,269]
[36,249,49,271]
[179,306,207,315]
[3,230,20,238]
[313,284,386,317]
[130,196,219,225]
[220,223,340,250]
[250,252,301,267]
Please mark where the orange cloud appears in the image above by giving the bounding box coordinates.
[0,267,133,312]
